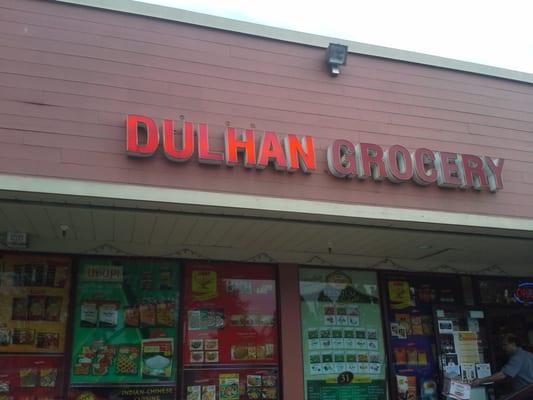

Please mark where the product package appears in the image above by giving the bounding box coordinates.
[80,301,98,327]
[116,345,140,375]
[142,338,173,378]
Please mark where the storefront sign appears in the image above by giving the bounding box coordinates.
[514,282,533,305]
[126,115,504,192]
[82,265,123,282]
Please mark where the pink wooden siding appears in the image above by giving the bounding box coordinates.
[1,0,533,218]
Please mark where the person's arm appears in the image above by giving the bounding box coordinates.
[471,371,507,387]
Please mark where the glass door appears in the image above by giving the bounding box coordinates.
[433,306,493,400]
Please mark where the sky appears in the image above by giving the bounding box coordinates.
[135,0,533,74]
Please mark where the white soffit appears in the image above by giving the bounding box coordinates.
[1,174,532,236]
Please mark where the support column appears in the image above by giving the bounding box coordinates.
[278,263,304,400]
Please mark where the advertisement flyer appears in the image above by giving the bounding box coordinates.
[454,332,480,364]
[69,259,180,386]
[182,262,278,367]
[300,269,387,400]
[0,254,72,353]
[183,368,279,400]
[0,354,65,399]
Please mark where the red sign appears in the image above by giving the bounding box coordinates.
[514,283,533,305]
[0,354,65,398]
[182,263,278,367]
[126,115,503,192]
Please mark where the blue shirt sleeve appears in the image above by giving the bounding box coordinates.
[502,351,524,378]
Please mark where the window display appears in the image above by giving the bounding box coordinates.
[184,369,278,400]
[69,258,180,392]
[182,262,279,400]
[0,254,72,399]
[383,274,461,400]
[0,354,65,398]
[300,268,387,400]
[0,254,71,354]
[476,278,533,306]
[433,307,492,400]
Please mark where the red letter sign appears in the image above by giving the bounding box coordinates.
[225,127,256,167]
[257,132,287,170]
[357,143,386,180]
[435,151,462,188]
[483,157,504,192]
[326,140,356,178]
[384,145,413,182]
[162,119,194,162]
[412,148,438,185]
[461,154,488,190]
[126,114,159,157]
[284,134,316,173]
[198,123,224,164]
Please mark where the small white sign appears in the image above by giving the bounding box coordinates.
[438,320,454,334]
[6,231,27,248]
[476,363,492,379]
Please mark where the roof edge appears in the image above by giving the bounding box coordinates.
[53,0,533,84]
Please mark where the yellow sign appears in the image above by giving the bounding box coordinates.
[192,270,217,300]
[388,281,411,309]
[455,331,480,364]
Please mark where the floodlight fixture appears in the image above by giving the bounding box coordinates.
[326,43,348,77]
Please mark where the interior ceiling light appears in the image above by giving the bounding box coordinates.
[326,43,348,77]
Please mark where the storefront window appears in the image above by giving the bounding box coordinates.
[382,274,461,400]
[68,258,180,398]
[433,307,492,400]
[0,254,72,398]
[300,268,387,400]
[476,277,533,306]
[182,262,279,400]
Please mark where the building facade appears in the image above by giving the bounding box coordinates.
[0,0,532,399]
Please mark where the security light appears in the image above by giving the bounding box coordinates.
[326,43,348,76]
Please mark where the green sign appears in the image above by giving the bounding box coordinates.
[70,259,180,385]
[300,268,387,400]
[307,381,386,400]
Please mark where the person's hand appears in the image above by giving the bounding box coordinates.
[471,379,482,387]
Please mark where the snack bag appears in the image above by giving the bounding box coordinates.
[142,338,173,378]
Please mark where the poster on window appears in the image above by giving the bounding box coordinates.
[182,262,278,367]
[69,259,180,386]
[300,268,387,400]
[0,354,65,398]
[183,368,279,400]
[383,275,459,400]
[0,254,72,353]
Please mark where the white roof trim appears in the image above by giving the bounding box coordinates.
[53,0,533,84]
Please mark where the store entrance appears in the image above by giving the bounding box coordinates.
[486,308,533,398]
[487,308,533,361]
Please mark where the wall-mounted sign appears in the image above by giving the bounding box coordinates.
[514,282,533,305]
[6,231,28,248]
[126,115,504,192]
